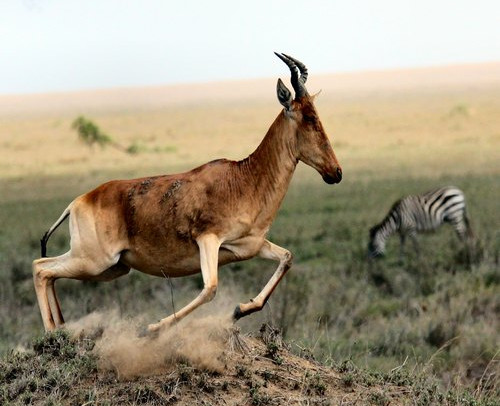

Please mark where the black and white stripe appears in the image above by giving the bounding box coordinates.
[368,186,473,258]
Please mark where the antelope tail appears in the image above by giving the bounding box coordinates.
[41,203,72,258]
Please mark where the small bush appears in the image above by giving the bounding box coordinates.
[72,116,113,148]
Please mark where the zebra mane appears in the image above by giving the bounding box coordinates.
[369,224,381,238]
[372,207,399,241]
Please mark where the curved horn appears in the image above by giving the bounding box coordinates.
[274,52,308,99]
[282,53,308,84]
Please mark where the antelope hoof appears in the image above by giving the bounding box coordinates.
[147,315,178,334]
[233,305,244,321]
[138,326,156,338]
[147,322,162,333]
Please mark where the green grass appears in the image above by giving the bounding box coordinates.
[0,330,98,405]
[271,173,499,396]
[0,170,498,402]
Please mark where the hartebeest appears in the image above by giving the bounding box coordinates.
[33,53,342,332]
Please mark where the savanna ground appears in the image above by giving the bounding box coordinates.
[0,63,499,404]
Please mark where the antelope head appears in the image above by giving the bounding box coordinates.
[275,52,342,184]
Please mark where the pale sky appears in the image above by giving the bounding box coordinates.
[1,0,499,94]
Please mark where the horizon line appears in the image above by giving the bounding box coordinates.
[2,59,499,98]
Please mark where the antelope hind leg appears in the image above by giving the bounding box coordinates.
[33,252,123,331]
[33,253,84,331]
[47,279,64,327]
[33,257,59,331]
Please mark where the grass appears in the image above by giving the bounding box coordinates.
[0,330,98,405]
[1,327,497,405]
[0,66,499,403]
[1,171,497,401]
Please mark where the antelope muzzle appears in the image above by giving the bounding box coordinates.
[322,166,342,184]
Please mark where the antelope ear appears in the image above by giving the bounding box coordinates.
[276,78,292,110]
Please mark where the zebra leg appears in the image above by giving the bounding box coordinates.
[450,217,466,241]
[450,215,474,266]
[463,214,476,266]
[398,233,406,264]
[409,232,419,258]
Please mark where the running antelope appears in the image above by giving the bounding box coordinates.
[33,53,342,332]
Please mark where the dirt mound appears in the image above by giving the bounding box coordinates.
[0,319,471,405]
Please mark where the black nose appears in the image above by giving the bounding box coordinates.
[322,167,342,184]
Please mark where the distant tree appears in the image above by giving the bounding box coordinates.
[71,116,114,149]
[71,116,155,155]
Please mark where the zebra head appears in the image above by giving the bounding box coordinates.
[368,225,386,258]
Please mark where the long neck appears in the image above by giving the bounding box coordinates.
[375,213,398,245]
[238,111,299,223]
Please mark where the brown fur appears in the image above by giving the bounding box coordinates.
[33,61,342,332]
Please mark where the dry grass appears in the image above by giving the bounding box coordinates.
[1,62,499,187]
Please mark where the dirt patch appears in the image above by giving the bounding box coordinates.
[61,314,413,405]
[66,310,232,379]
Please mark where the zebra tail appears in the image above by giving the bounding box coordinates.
[463,212,475,241]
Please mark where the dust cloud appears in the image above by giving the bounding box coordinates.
[66,309,234,380]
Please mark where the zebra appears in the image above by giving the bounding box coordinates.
[368,186,473,259]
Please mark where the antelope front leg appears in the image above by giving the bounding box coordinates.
[148,233,221,332]
[233,240,292,320]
